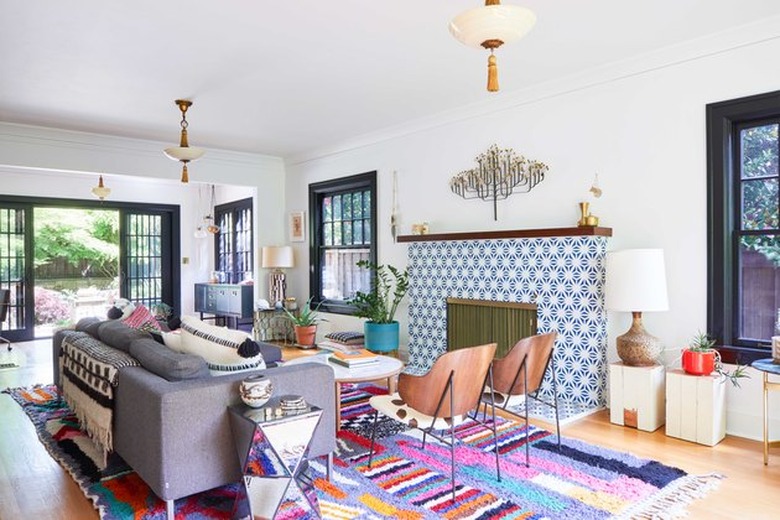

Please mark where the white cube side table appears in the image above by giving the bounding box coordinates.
[665,369,726,446]
[609,362,665,432]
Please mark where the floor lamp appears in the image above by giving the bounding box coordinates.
[261,246,294,308]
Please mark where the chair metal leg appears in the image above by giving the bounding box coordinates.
[523,365,530,467]
[327,452,333,481]
[487,365,501,482]
[449,380,456,502]
[368,410,379,468]
[552,359,561,449]
[165,499,174,520]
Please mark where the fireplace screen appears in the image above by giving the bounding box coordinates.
[446,298,537,358]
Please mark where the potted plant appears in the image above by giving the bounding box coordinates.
[349,260,409,353]
[682,331,749,387]
[283,296,325,347]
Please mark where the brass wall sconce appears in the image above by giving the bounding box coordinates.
[450,144,548,220]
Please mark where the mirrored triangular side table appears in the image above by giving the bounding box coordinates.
[228,400,322,519]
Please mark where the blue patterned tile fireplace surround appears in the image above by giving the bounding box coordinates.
[401,228,611,423]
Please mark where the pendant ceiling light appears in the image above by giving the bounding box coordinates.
[449,0,537,92]
[163,99,205,183]
[91,175,111,201]
[206,184,219,234]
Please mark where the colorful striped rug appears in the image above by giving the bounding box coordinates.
[3,383,721,519]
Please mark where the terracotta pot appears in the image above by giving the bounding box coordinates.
[294,325,317,347]
[682,349,716,376]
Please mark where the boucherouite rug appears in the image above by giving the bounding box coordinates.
[3,383,722,519]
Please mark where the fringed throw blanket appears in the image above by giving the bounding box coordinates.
[58,330,140,461]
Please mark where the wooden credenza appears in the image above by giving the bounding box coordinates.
[194,283,254,321]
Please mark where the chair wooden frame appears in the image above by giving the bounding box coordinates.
[367,343,501,501]
[0,289,11,352]
[481,332,560,466]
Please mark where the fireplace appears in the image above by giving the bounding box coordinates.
[401,227,611,409]
[446,298,537,358]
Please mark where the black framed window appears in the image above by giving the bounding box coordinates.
[214,198,253,284]
[707,90,780,363]
[309,171,377,314]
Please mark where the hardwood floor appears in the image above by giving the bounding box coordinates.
[1,339,778,519]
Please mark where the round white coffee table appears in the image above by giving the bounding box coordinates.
[283,352,404,432]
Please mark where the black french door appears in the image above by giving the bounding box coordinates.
[0,203,34,342]
[121,210,179,312]
[0,196,179,341]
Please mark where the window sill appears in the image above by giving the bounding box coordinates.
[715,344,772,365]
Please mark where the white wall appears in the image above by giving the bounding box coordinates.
[0,123,285,314]
[285,28,780,439]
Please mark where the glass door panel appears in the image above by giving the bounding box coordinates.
[122,210,175,313]
[0,204,33,341]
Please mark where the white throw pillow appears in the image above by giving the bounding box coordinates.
[178,315,265,376]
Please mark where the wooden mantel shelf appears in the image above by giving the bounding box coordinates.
[396,226,612,243]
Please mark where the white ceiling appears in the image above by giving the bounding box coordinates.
[1,0,778,159]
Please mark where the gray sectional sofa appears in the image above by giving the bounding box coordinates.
[52,319,336,518]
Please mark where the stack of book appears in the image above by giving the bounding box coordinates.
[318,331,365,354]
[329,349,380,368]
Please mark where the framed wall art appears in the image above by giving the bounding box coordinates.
[290,211,305,242]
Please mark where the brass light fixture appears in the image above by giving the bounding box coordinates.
[449,0,537,92]
[91,175,111,201]
[449,144,548,220]
[163,99,205,183]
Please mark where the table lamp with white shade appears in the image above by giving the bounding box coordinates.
[605,249,669,366]
[261,246,294,307]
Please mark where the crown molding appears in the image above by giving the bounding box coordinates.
[286,15,780,166]
[0,121,284,170]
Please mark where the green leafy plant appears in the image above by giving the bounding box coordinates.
[283,296,326,327]
[688,330,717,352]
[686,330,750,388]
[348,260,409,324]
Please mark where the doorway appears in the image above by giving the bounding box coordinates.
[0,196,180,342]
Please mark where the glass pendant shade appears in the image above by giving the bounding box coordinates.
[91,175,111,200]
[193,226,208,239]
[449,3,537,48]
[163,146,205,162]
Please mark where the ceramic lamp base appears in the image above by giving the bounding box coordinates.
[616,312,662,366]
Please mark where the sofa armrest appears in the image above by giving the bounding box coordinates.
[113,362,336,502]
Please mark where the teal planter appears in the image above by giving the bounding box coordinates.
[364,321,399,353]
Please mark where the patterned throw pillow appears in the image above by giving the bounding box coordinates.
[122,304,162,333]
[178,315,265,376]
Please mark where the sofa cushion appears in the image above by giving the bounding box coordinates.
[128,338,209,381]
[178,316,265,376]
[97,320,152,353]
[75,317,104,337]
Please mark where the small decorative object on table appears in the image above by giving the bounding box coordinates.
[280,394,307,412]
[239,374,273,408]
[681,331,749,387]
